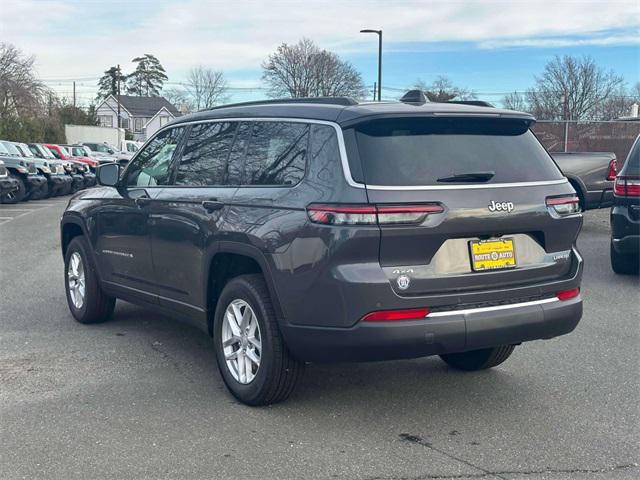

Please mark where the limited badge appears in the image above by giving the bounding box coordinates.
[397,275,411,290]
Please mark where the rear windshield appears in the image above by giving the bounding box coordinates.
[350,117,563,186]
[623,138,639,175]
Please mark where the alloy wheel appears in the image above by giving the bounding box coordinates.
[221,299,262,384]
[67,252,85,309]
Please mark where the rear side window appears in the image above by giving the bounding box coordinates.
[176,122,237,186]
[242,121,309,186]
[350,117,564,186]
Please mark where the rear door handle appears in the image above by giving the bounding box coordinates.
[135,197,152,208]
[202,200,224,212]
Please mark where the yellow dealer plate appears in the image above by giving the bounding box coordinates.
[469,238,516,271]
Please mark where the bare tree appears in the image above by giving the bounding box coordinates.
[526,55,624,120]
[502,91,528,111]
[185,66,228,111]
[262,38,365,99]
[414,76,476,102]
[163,87,193,114]
[0,43,48,119]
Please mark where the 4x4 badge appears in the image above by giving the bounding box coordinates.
[488,200,514,213]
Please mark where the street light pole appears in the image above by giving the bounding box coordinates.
[360,29,382,101]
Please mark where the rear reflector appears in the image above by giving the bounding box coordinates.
[606,159,617,181]
[556,288,580,301]
[307,203,443,225]
[362,308,430,322]
[546,195,581,216]
[614,176,640,197]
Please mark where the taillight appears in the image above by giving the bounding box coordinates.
[614,176,640,197]
[546,195,581,216]
[606,159,617,181]
[557,288,580,301]
[306,204,377,225]
[362,308,430,322]
[307,204,444,225]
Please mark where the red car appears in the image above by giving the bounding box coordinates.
[45,144,98,169]
[64,145,100,169]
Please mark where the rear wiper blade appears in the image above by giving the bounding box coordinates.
[436,171,495,183]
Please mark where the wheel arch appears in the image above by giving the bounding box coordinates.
[61,216,89,257]
[205,242,284,336]
[565,174,587,209]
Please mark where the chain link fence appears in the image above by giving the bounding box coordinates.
[533,121,640,166]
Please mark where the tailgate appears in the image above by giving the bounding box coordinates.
[349,116,583,296]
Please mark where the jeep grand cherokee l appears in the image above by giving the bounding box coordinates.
[60,95,583,406]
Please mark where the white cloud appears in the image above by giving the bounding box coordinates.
[2,0,638,82]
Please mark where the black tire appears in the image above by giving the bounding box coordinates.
[440,345,516,371]
[62,180,73,195]
[610,241,639,275]
[1,173,27,204]
[64,236,116,324]
[32,180,50,200]
[213,274,304,406]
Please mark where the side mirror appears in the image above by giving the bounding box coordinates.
[108,149,115,154]
[97,162,120,186]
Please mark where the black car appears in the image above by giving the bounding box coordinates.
[60,95,584,405]
[0,160,20,200]
[610,135,640,274]
[0,141,47,203]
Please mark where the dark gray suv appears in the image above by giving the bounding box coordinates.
[60,96,584,405]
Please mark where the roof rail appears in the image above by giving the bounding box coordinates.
[202,97,358,112]
[446,100,495,108]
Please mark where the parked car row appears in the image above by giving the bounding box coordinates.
[0,141,100,203]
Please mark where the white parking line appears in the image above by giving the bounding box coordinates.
[0,200,64,225]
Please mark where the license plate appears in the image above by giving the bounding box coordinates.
[469,238,516,271]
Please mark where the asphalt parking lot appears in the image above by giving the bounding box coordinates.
[1,198,638,480]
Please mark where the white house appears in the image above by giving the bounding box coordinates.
[95,95,181,141]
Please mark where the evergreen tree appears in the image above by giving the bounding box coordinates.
[96,66,126,102]
[126,54,168,96]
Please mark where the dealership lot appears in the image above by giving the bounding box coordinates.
[0,201,638,479]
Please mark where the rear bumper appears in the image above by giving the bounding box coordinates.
[611,204,640,254]
[283,295,582,362]
[584,189,613,209]
[0,176,19,194]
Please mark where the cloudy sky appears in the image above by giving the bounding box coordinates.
[2,0,639,105]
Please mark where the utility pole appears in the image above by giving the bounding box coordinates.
[73,81,76,108]
[372,82,377,101]
[117,64,121,130]
[117,64,122,146]
[562,92,569,152]
[360,29,382,101]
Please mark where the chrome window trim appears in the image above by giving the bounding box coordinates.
[427,296,561,318]
[150,117,569,191]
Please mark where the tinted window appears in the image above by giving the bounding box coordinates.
[226,122,251,185]
[352,117,564,186]
[126,127,184,187]
[242,122,309,186]
[176,122,237,186]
